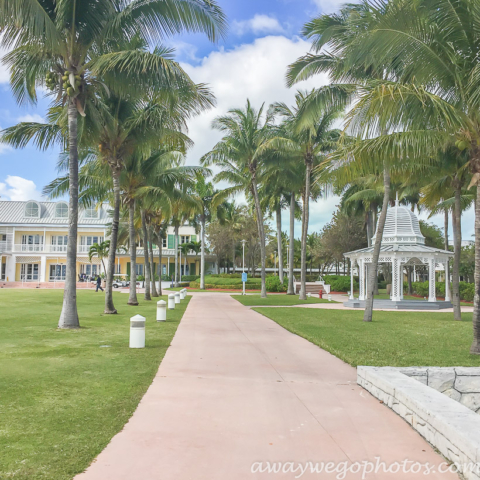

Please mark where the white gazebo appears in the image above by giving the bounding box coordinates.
[344,199,453,309]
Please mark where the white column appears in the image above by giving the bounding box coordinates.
[349,259,355,300]
[40,255,47,282]
[358,259,365,300]
[445,260,451,302]
[6,255,16,282]
[428,257,436,302]
[391,257,402,301]
[400,266,404,300]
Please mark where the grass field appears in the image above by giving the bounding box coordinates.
[232,294,335,306]
[0,289,189,480]
[254,307,480,367]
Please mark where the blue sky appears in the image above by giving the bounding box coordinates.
[0,0,474,240]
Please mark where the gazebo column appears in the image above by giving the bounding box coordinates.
[391,256,402,301]
[349,258,355,300]
[358,259,365,301]
[445,260,451,302]
[428,257,436,302]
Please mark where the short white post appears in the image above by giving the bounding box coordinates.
[174,291,181,304]
[157,300,166,321]
[168,294,175,309]
[328,294,332,302]
[445,261,451,302]
[180,289,186,300]
[129,314,145,348]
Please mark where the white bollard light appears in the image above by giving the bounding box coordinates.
[180,289,186,300]
[174,291,181,304]
[129,314,146,348]
[168,294,175,310]
[328,294,332,302]
[307,292,311,298]
[157,300,167,321]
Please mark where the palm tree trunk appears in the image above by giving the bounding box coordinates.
[276,204,284,283]
[157,232,163,296]
[200,216,206,290]
[452,186,462,320]
[104,167,120,314]
[364,165,391,322]
[141,210,151,301]
[127,201,138,305]
[232,241,236,273]
[251,175,267,298]
[287,192,295,295]
[58,100,80,329]
[174,224,180,287]
[470,184,480,354]
[148,227,158,297]
[299,161,312,300]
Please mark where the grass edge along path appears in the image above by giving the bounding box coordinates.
[0,289,190,480]
[232,294,336,306]
[253,307,479,368]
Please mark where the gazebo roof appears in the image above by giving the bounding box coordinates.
[344,198,453,259]
[344,243,453,258]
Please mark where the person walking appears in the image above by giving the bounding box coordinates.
[96,275,104,292]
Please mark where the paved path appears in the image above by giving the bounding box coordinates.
[76,293,457,480]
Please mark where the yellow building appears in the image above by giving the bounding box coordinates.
[0,200,212,283]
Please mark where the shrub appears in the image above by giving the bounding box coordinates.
[330,276,356,292]
[161,274,171,281]
[460,282,474,302]
[137,275,145,281]
[181,275,200,281]
[265,276,286,292]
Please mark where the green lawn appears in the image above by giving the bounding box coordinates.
[232,294,335,306]
[0,289,189,480]
[254,307,479,367]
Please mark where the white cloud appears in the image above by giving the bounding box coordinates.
[232,14,285,36]
[17,113,45,123]
[0,176,42,201]
[311,0,356,15]
[181,35,332,234]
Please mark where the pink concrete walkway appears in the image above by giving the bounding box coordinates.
[76,293,457,480]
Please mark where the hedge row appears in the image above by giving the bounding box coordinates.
[189,281,260,290]
[407,281,474,302]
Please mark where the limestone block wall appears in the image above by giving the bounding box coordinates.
[399,367,480,413]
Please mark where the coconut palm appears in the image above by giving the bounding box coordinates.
[191,175,228,289]
[0,0,226,328]
[88,241,110,275]
[268,90,341,299]
[306,0,480,344]
[202,101,275,298]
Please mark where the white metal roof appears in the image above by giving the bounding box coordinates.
[0,201,109,226]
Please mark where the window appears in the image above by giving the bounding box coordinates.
[162,238,167,248]
[51,236,68,252]
[81,264,98,277]
[135,264,144,276]
[84,206,98,219]
[49,264,66,281]
[1,234,6,242]
[181,235,190,244]
[80,236,103,246]
[21,235,43,251]
[55,202,68,218]
[25,201,40,218]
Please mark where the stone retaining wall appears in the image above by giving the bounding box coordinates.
[358,366,480,480]
[399,367,480,413]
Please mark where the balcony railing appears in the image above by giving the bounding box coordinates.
[11,245,195,256]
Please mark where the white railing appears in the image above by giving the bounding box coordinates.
[0,241,7,253]
[46,245,68,253]
[14,244,44,252]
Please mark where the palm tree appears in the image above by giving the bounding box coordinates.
[88,241,110,277]
[0,0,226,328]
[218,201,245,273]
[179,243,192,280]
[191,175,228,289]
[268,90,341,299]
[306,0,480,343]
[202,101,275,298]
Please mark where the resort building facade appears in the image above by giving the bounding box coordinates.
[0,200,213,283]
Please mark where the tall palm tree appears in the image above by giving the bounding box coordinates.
[202,101,275,298]
[309,0,480,344]
[191,175,228,289]
[268,90,341,299]
[0,0,226,328]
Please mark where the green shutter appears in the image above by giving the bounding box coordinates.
[127,262,131,276]
[190,263,196,275]
[168,234,175,249]
[169,263,175,276]
[191,235,196,242]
